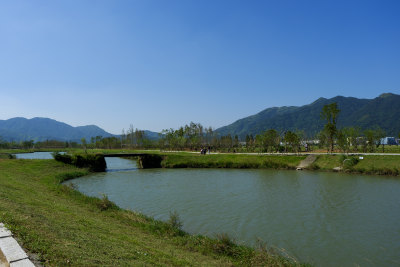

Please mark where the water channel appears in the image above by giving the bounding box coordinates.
[14,151,57,159]
[17,153,400,266]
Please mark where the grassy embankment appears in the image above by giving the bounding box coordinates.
[309,154,400,176]
[0,159,307,266]
[160,153,305,169]
[49,149,305,170]
[148,152,400,177]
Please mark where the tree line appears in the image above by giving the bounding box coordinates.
[157,103,396,153]
[157,122,305,153]
[0,104,397,152]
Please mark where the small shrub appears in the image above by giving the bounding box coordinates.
[59,183,77,194]
[53,152,72,164]
[73,155,85,168]
[168,211,183,230]
[85,154,107,172]
[97,194,117,211]
[53,153,106,172]
[213,233,236,256]
[342,156,359,169]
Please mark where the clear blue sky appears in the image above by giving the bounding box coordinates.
[1,0,399,134]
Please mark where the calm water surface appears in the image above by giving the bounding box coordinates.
[66,157,400,267]
[14,151,59,159]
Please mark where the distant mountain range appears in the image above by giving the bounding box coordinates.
[215,93,400,138]
[0,117,159,142]
[2,93,399,142]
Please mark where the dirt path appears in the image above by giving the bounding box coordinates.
[0,248,9,267]
[297,154,317,170]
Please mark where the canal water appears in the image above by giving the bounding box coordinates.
[22,154,400,266]
[14,151,57,159]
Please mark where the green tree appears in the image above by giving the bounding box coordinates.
[321,103,340,153]
[234,135,239,148]
[81,138,87,153]
[22,140,34,149]
[336,129,349,153]
[284,131,300,153]
[346,127,360,152]
[374,128,386,152]
[263,129,279,152]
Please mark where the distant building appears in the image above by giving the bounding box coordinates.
[380,137,398,145]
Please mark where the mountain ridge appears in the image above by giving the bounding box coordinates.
[215,93,400,138]
[0,117,159,142]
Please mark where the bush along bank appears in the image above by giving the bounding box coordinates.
[53,152,106,172]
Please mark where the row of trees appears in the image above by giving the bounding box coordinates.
[121,124,147,148]
[157,103,395,153]
[318,102,389,153]
[159,122,214,151]
[0,138,81,149]
[158,122,304,153]
[0,103,397,153]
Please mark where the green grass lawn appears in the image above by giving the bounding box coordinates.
[160,153,305,169]
[310,154,400,176]
[309,155,343,170]
[352,155,400,175]
[0,159,306,266]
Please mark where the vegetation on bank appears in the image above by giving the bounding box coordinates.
[53,152,106,172]
[2,146,400,177]
[0,159,308,266]
[309,154,400,176]
[0,153,15,159]
[160,153,305,169]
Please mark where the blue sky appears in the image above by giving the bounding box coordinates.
[0,0,399,134]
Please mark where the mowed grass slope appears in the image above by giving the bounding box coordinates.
[310,154,400,176]
[161,154,305,169]
[0,159,305,266]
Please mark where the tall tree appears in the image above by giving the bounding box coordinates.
[121,129,126,149]
[263,129,279,152]
[128,124,134,148]
[284,131,300,153]
[81,138,87,153]
[321,103,340,153]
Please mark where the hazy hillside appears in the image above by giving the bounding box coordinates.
[216,93,400,138]
[0,117,115,142]
[0,117,161,142]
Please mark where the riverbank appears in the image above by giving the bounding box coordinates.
[160,153,305,169]
[5,148,400,177]
[0,159,307,266]
[309,154,400,176]
[156,152,400,177]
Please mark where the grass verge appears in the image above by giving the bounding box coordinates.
[0,159,308,266]
[160,153,305,169]
[309,154,400,176]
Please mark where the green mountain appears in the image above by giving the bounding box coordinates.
[215,93,400,138]
[0,117,160,142]
[0,117,161,142]
[0,117,115,142]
